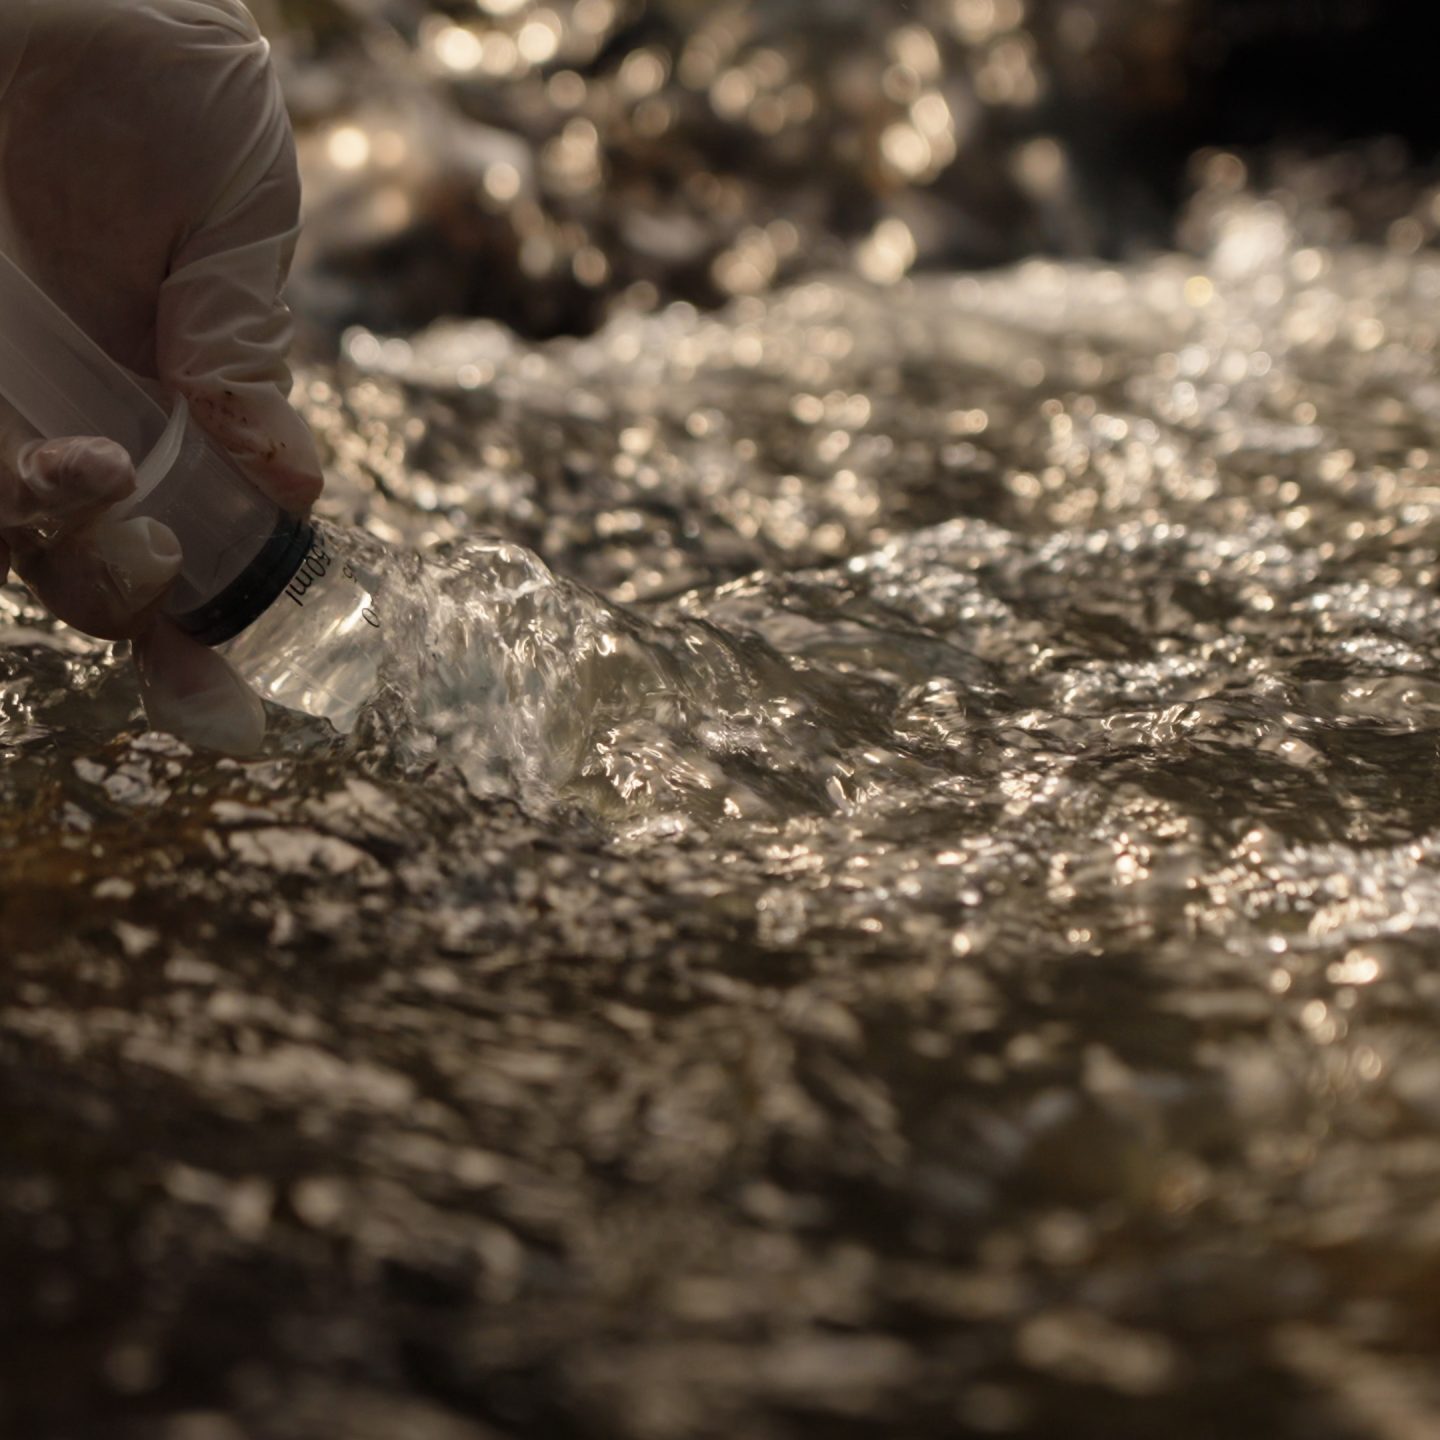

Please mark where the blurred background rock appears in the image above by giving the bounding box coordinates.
[253,0,1437,346]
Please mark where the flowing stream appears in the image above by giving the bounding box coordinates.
[7,188,1440,1436]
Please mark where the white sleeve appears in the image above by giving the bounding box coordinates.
[152,0,322,497]
[0,0,320,503]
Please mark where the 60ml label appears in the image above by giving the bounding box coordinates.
[284,537,334,607]
[284,538,382,629]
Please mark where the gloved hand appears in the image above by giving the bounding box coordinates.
[0,0,323,753]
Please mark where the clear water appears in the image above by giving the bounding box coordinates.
[9,192,1440,1436]
[221,523,384,734]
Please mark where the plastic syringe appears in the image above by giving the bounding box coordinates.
[0,246,313,643]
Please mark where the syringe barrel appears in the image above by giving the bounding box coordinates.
[0,248,312,643]
[110,394,314,643]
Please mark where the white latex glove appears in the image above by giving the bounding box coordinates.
[0,0,322,753]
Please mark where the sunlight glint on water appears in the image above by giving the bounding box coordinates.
[12,192,1440,1436]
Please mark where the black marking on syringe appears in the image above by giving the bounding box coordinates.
[282,534,334,607]
[173,512,315,646]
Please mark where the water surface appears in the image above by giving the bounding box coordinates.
[6,194,1440,1436]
